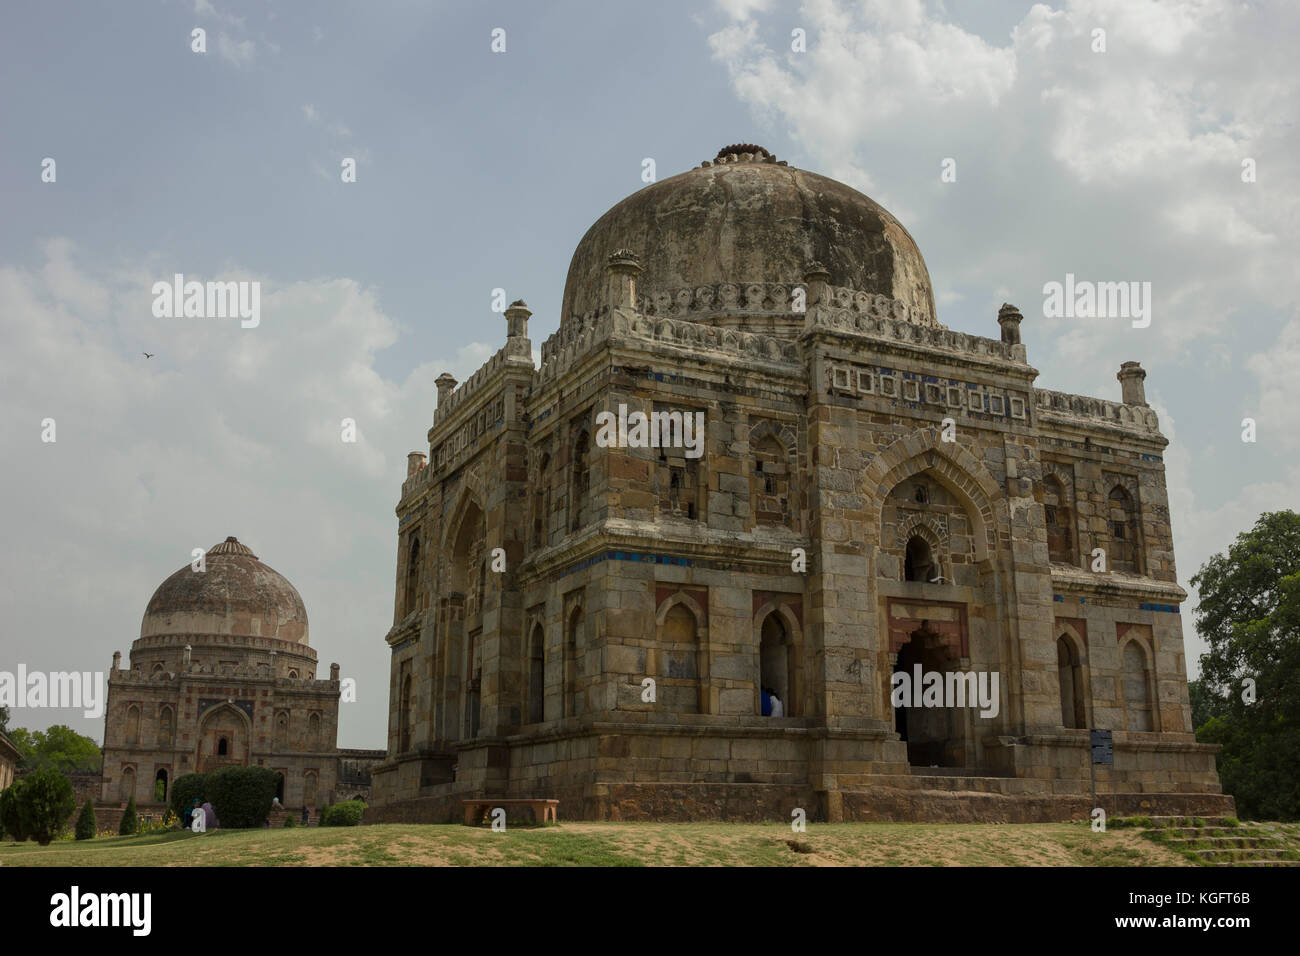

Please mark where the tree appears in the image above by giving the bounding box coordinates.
[169,772,207,820]
[0,704,9,734]
[207,766,278,829]
[1191,510,1300,820]
[0,780,26,841]
[118,795,138,836]
[7,725,100,773]
[75,799,96,840]
[15,768,76,846]
[1187,678,1229,732]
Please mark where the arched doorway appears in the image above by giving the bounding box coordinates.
[893,626,966,768]
[1057,636,1087,729]
[154,768,168,803]
[758,610,796,716]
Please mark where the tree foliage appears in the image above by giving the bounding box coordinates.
[207,766,278,829]
[1187,678,1228,732]
[0,782,26,841]
[170,772,208,819]
[1190,510,1300,820]
[320,800,366,827]
[118,794,138,836]
[15,767,76,846]
[75,799,96,840]
[7,724,101,773]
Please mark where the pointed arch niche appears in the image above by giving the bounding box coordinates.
[654,590,709,715]
[752,597,803,717]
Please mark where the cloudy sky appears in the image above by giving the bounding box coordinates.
[2,0,1296,747]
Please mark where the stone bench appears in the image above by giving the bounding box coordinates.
[462,798,558,826]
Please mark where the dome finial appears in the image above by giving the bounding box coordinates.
[716,144,770,163]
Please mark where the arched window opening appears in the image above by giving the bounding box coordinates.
[1044,476,1074,565]
[904,535,937,583]
[308,712,321,748]
[158,706,174,747]
[752,436,790,527]
[565,607,583,717]
[532,453,551,550]
[1108,486,1139,573]
[154,768,168,802]
[274,711,288,749]
[399,673,412,752]
[405,535,421,615]
[465,629,482,738]
[527,624,545,724]
[571,431,590,532]
[217,737,229,756]
[1056,636,1086,729]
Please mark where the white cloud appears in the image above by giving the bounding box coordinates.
[1246,319,1300,451]
[216,33,256,68]
[708,0,1300,664]
[0,241,498,746]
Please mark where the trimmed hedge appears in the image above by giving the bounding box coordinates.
[320,800,366,827]
[75,799,96,840]
[16,767,76,846]
[207,766,279,829]
[170,772,208,820]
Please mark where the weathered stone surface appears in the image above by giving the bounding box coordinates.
[370,146,1227,823]
[99,537,383,814]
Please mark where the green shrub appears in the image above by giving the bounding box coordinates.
[207,766,278,829]
[75,799,96,840]
[16,768,76,846]
[320,800,366,827]
[283,814,296,828]
[0,781,27,841]
[1110,816,1154,829]
[118,795,138,836]
[169,773,208,819]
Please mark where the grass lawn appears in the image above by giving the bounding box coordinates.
[0,821,1189,867]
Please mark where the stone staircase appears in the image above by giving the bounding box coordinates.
[1137,816,1300,867]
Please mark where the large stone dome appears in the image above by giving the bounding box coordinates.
[560,144,937,326]
[139,537,309,644]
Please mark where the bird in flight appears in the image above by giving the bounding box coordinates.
[142,352,155,359]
